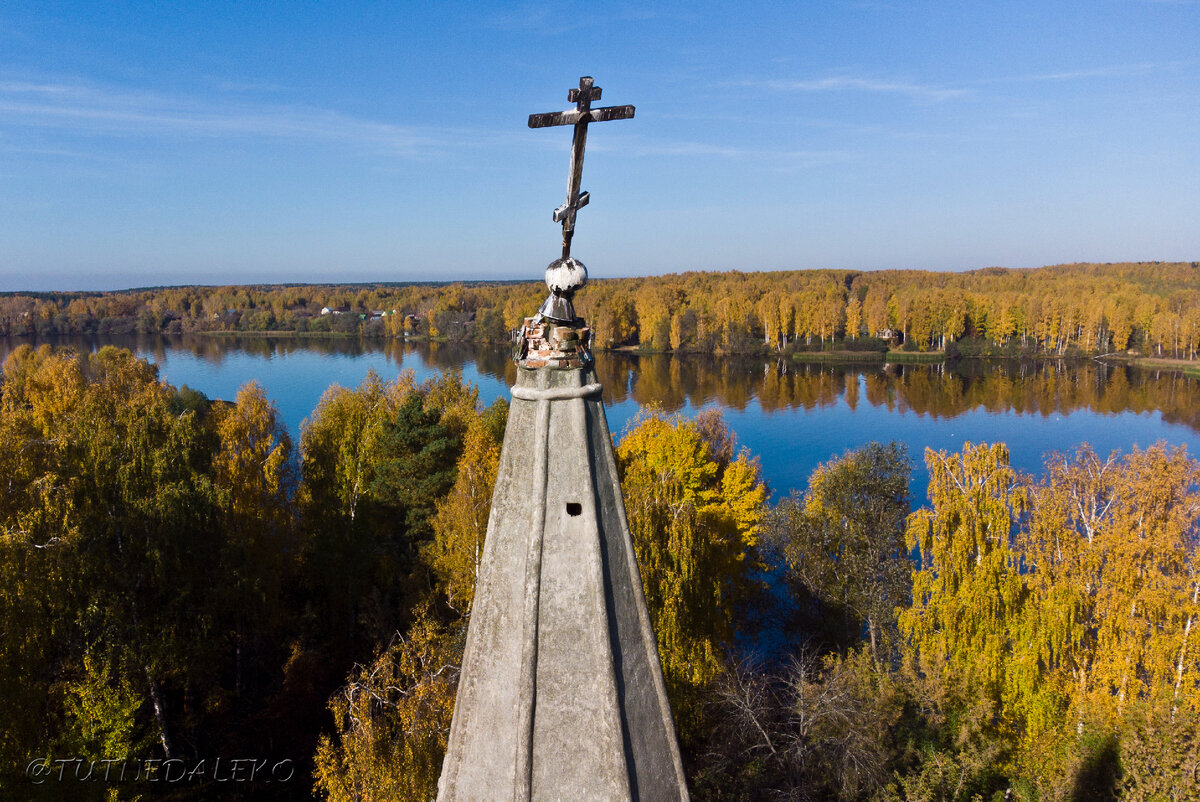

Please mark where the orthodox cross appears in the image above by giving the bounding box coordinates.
[529,76,634,259]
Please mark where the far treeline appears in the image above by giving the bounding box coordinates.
[5,261,1200,359]
[3,344,1199,800]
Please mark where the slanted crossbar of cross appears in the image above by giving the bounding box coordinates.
[529,76,635,259]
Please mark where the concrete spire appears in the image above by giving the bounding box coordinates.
[436,316,689,800]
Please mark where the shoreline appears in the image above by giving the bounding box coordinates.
[6,331,1200,376]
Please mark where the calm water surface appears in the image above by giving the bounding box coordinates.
[6,334,1200,502]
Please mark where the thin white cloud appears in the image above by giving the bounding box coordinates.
[0,79,440,156]
[0,140,106,160]
[627,141,749,158]
[1005,60,1192,82]
[604,137,854,168]
[481,4,583,35]
[0,75,859,175]
[0,80,74,94]
[482,1,678,33]
[761,76,968,103]
[207,78,290,94]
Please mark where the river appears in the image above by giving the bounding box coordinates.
[4,334,1200,503]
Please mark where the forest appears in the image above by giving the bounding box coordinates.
[2,343,1199,800]
[4,261,1200,361]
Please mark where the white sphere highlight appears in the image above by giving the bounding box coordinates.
[544,257,588,295]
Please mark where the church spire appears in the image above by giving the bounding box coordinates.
[436,77,688,801]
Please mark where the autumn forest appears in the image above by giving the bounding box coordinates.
[5,262,1200,362]
[3,262,1200,800]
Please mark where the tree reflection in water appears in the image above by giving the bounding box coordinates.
[7,334,1200,434]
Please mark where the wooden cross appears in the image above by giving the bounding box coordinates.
[529,76,635,259]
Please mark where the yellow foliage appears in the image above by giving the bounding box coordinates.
[298,369,417,521]
[213,381,292,522]
[899,443,1027,766]
[428,400,507,613]
[616,409,766,744]
[900,441,1200,792]
[63,653,154,762]
[314,605,461,802]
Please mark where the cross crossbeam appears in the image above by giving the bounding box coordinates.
[528,105,636,129]
[528,76,635,259]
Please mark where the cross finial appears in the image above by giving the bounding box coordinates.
[529,76,635,260]
[568,75,601,108]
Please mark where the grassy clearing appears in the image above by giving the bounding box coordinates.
[1136,359,1200,377]
[792,351,885,363]
[1099,355,1200,377]
[200,330,357,339]
[884,350,944,364]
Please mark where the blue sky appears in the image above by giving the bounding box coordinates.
[1,1,1197,291]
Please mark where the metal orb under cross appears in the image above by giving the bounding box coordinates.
[528,76,634,323]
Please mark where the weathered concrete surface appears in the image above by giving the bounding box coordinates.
[437,365,688,801]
